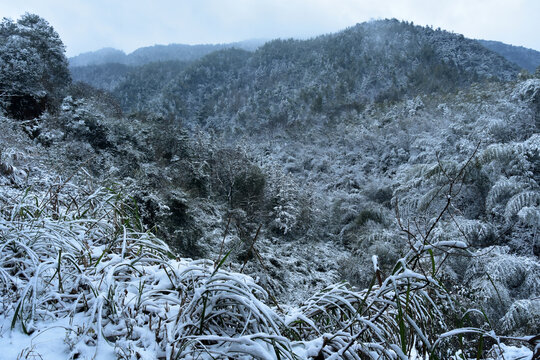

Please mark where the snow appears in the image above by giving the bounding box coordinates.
[0,315,115,360]
[2,22,539,358]
[371,255,378,272]
[487,344,533,360]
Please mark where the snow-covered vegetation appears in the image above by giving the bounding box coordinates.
[1,13,539,360]
[0,171,535,359]
[478,40,540,74]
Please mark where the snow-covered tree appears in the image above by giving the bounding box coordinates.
[0,13,70,118]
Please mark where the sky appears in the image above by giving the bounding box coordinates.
[1,0,539,57]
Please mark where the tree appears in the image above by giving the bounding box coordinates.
[0,13,70,119]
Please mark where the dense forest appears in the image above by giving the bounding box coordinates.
[1,14,539,359]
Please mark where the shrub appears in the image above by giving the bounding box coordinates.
[231,165,266,211]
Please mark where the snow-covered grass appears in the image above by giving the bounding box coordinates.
[0,182,536,359]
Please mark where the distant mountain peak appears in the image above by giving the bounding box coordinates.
[69,47,127,67]
[69,39,267,67]
[71,19,522,130]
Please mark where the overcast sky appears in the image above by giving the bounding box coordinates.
[2,0,539,57]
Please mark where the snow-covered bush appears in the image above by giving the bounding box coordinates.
[512,78,540,103]
[0,147,27,186]
[463,246,540,334]
[265,169,302,235]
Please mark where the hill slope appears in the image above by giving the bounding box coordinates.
[478,39,540,73]
[71,20,521,132]
[139,19,520,130]
[3,14,540,359]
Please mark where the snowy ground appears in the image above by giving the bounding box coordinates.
[0,316,533,360]
[0,315,116,360]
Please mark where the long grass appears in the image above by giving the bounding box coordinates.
[0,182,532,359]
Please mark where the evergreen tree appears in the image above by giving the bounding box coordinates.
[0,13,70,119]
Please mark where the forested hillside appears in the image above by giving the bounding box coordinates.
[478,39,540,73]
[73,20,521,132]
[1,14,539,359]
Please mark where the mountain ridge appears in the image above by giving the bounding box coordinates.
[131,19,521,130]
[69,39,267,67]
[71,19,522,133]
[69,20,536,76]
[477,39,540,73]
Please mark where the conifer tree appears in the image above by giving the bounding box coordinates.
[0,13,70,118]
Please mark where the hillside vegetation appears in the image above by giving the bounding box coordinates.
[1,14,539,359]
[478,39,540,73]
[73,20,521,132]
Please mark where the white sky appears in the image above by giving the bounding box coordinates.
[1,0,539,57]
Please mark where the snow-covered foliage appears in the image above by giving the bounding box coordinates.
[3,182,531,359]
[0,13,70,118]
[463,246,540,334]
[67,19,521,132]
[1,14,539,359]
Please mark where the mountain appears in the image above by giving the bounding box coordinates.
[71,20,521,131]
[69,62,133,91]
[111,19,520,131]
[127,40,265,65]
[69,47,129,67]
[478,39,540,73]
[3,14,540,359]
[68,39,267,67]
